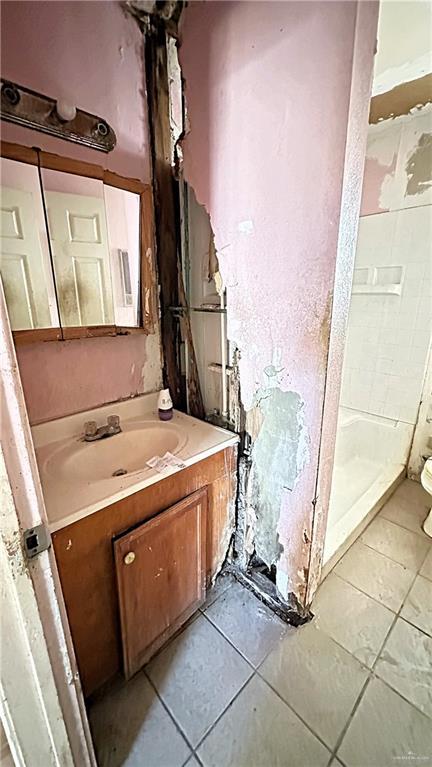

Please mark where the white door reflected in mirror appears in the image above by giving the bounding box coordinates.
[1,156,143,334]
[0,158,59,330]
[42,170,115,328]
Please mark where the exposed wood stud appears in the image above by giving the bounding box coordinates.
[145,20,184,408]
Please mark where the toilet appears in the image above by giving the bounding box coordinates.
[421,457,432,538]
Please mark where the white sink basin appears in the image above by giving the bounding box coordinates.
[44,421,187,483]
[32,392,239,532]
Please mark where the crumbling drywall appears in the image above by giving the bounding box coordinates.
[179,1,377,606]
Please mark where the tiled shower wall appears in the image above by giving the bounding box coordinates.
[341,105,432,426]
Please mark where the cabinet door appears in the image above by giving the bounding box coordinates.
[114,488,207,679]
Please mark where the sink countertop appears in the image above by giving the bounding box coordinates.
[32,392,238,533]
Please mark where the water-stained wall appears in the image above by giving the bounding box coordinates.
[180,1,378,605]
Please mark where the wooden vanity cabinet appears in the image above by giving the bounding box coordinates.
[52,446,236,697]
[115,488,207,679]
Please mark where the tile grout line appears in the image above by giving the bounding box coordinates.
[253,666,337,757]
[359,535,430,570]
[146,495,431,766]
[330,586,401,759]
[198,575,432,754]
[331,567,416,615]
[379,509,432,541]
[326,491,432,760]
[332,547,432,760]
[191,673,255,756]
[398,612,432,640]
[201,608,280,671]
[370,561,432,720]
[329,674,373,763]
[173,608,335,757]
[143,606,257,759]
[329,589,399,759]
[374,674,432,722]
[142,669,199,758]
[375,507,430,543]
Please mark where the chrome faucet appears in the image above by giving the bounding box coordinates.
[83,415,121,442]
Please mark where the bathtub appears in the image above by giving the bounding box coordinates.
[324,407,414,565]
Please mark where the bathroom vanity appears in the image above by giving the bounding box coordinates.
[32,393,238,696]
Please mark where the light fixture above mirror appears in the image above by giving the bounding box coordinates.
[1,80,116,153]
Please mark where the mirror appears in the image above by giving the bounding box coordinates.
[104,185,140,328]
[0,152,145,336]
[0,157,59,330]
[41,169,115,328]
[41,170,141,329]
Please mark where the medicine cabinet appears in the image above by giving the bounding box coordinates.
[0,142,157,343]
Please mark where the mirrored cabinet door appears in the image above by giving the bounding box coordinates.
[104,185,141,328]
[0,158,59,330]
[41,169,115,328]
[1,148,152,340]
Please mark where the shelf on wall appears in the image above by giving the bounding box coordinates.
[352,265,404,296]
[352,284,402,295]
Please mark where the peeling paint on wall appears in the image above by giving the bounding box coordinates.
[406,132,432,196]
[249,386,309,568]
[180,0,376,606]
[361,155,396,215]
[361,103,432,215]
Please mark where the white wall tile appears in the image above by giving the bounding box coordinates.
[341,204,431,424]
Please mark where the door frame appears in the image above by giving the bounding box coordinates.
[0,283,96,766]
[305,0,380,604]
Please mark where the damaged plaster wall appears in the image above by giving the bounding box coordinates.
[180,1,378,604]
[361,103,432,215]
[1,1,163,424]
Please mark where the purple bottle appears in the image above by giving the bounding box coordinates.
[157,388,173,421]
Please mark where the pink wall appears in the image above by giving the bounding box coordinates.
[181,1,377,604]
[17,335,153,425]
[1,1,150,182]
[1,1,162,423]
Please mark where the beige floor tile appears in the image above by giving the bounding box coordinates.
[313,573,394,667]
[380,489,430,539]
[401,575,432,637]
[421,548,432,581]
[88,673,191,767]
[360,517,430,571]
[375,618,432,718]
[260,622,368,749]
[394,479,431,507]
[197,674,330,767]
[338,677,432,767]
[145,614,252,747]
[334,540,416,612]
[204,580,287,667]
